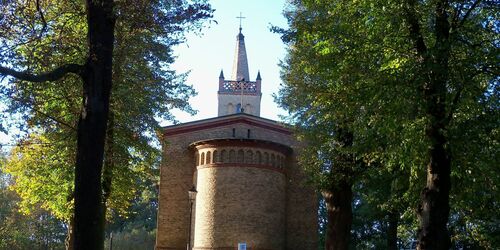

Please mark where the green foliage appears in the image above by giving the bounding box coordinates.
[350,165,419,249]
[0,0,212,248]
[0,0,213,233]
[447,88,500,248]
[104,176,158,250]
[6,134,74,220]
[276,0,499,247]
[0,164,66,250]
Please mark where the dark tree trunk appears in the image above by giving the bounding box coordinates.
[102,23,122,232]
[417,108,451,250]
[73,0,115,249]
[323,180,353,250]
[417,144,451,250]
[102,110,114,216]
[416,1,452,249]
[387,211,398,250]
[322,127,355,250]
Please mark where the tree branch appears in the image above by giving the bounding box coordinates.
[445,84,464,125]
[451,2,465,29]
[456,0,481,30]
[31,106,77,131]
[0,63,84,82]
[404,0,427,55]
[6,94,78,131]
[36,0,48,38]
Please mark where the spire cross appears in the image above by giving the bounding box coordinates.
[236,12,246,32]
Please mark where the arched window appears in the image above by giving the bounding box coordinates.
[236,103,242,113]
[271,154,276,167]
[245,150,253,163]
[200,152,205,165]
[227,103,234,114]
[206,151,211,164]
[220,150,227,163]
[264,152,269,165]
[256,151,262,164]
[237,149,244,162]
[229,150,236,162]
[213,150,219,163]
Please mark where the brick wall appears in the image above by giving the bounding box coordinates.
[156,117,317,250]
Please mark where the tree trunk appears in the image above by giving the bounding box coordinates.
[416,1,452,249]
[65,216,74,250]
[416,118,451,250]
[387,211,398,250]
[102,21,123,232]
[323,180,353,250]
[102,110,114,217]
[73,0,115,249]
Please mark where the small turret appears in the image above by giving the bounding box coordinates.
[256,71,262,93]
[218,70,225,90]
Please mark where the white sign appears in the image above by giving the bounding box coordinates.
[238,243,247,250]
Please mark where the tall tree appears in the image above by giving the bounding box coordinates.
[0,0,212,249]
[276,68,363,248]
[276,0,498,249]
[3,0,200,244]
[2,1,115,246]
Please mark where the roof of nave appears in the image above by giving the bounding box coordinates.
[161,113,292,137]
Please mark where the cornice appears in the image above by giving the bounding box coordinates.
[162,114,292,137]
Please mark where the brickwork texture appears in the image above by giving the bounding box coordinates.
[156,115,318,250]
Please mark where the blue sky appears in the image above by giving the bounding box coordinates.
[168,0,289,124]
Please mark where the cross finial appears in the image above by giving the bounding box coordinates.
[236,12,246,33]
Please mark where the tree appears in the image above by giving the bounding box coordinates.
[1,1,118,247]
[275,68,363,248]
[276,0,498,249]
[0,1,212,249]
[3,1,201,246]
[446,87,499,248]
[1,157,67,249]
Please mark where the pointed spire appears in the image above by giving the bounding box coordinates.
[231,29,250,82]
[256,71,261,80]
[219,69,224,79]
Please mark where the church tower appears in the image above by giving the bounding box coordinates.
[155,24,318,250]
[217,28,262,116]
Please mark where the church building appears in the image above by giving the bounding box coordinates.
[155,27,318,250]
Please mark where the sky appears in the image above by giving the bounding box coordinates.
[167,0,290,125]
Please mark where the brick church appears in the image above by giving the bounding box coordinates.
[155,26,318,250]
